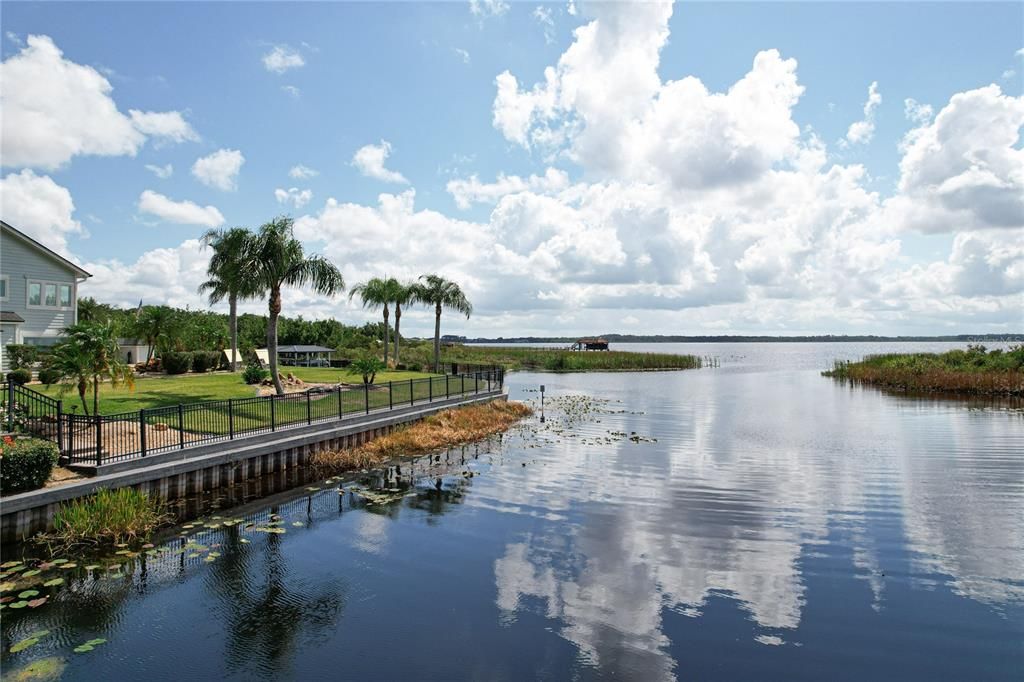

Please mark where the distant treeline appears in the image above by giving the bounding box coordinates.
[464,334,1024,344]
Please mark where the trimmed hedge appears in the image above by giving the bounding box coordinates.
[5,344,38,370]
[38,366,62,385]
[0,437,58,494]
[6,368,32,385]
[161,351,193,375]
[191,350,222,373]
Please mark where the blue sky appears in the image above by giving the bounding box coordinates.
[1,1,1022,335]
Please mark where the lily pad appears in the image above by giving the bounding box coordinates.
[84,565,100,571]
[27,597,48,608]
[10,637,41,653]
[0,561,22,569]
[49,559,67,565]
[42,578,64,587]
[17,590,39,599]
[9,600,29,609]
[291,522,305,527]
[22,570,41,577]
[0,581,18,592]
[84,638,107,646]
[203,556,216,563]
[59,563,77,570]
[5,656,66,681]
[240,538,251,544]
[73,645,94,654]
[7,565,26,572]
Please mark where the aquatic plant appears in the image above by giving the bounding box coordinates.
[823,345,1024,396]
[310,400,532,471]
[433,345,703,372]
[41,488,171,548]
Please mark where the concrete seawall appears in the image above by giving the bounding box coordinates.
[1,389,506,543]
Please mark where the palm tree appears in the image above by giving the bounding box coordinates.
[134,306,175,362]
[51,321,135,415]
[392,281,415,366]
[348,277,402,367]
[199,227,257,372]
[410,274,473,373]
[248,217,345,395]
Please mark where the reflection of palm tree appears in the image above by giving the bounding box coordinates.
[203,513,346,677]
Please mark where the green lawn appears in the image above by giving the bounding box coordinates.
[37,367,441,415]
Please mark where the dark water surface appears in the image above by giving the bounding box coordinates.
[2,343,1022,680]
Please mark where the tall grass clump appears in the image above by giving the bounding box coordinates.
[438,345,702,372]
[311,400,532,472]
[823,344,1024,396]
[41,487,171,548]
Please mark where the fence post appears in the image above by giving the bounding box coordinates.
[139,408,147,457]
[410,378,414,406]
[56,399,64,456]
[337,388,343,420]
[306,391,312,424]
[446,375,450,399]
[476,373,480,394]
[270,396,276,431]
[429,377,433,402]
[462,374,465,395]
[227,400,234,440]
[364,383,370,415]
[94,413,102,466]
[389,381,393,410]
[6,381,13,431]
[178,404,185,449]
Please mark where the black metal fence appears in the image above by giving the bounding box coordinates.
[2,368,504,466]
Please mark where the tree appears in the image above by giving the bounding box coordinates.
[133,306,175,361]
[350,355,385,385]
[199,227,257,372]
[349,277,402,367]
[50,321,135,415]
[248,217,345,395]
[410,274,473,373]
[392,281,415,366]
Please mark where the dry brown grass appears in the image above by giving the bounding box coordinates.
[310,400,532,472]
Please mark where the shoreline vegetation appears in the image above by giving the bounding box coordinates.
[311,400,532,472]
[823,345,1024,396]
[457,333,1024,344]
[443,346,704,372]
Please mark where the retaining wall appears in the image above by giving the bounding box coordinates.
[1,389,505,543]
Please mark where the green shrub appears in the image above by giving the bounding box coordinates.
[242,364,269,385]
[351,355,386,385]
[161,351,193,374]
[6,368,32,385]
[191,351,222,373]
[5,344,38,370]
[0,437,58,494]
[37,366,62,386]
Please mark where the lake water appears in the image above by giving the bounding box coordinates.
[2,343,1022,680]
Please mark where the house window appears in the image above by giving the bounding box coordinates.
[0,276,8,300]
[26,280,74,309]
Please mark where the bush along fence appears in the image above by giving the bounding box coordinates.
[1,368,504,467]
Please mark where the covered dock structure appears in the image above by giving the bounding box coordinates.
[571,337,609,351]
[275,344,335,367]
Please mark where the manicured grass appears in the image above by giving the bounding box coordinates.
[441,345,703,372]
[823,345,1024,396]
[35,367,439,415]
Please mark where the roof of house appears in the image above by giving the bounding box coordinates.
[275,345,335,353]
[0,220,92,279]
[0,311,26,323]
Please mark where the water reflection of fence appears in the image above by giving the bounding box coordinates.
[2,368,503,466]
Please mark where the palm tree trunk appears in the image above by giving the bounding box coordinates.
[383,305,390,367]
[394,304,402,365]
[268,286,285,395]
[229,293,238,372]
[78,379,89,415]
[433,303,442,373]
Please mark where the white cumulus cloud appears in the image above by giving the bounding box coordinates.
[0,169,84,251]
[262,45,305,74]
[137,190,225,227]
[145,163,173,179]
[289,164,318,179]
[352,140,408,184]
[0,35,195,169]
[191,148,245,191]
[845,81,882,145]
[274,187,313,209]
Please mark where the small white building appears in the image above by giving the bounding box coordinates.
[117,339,151,365]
